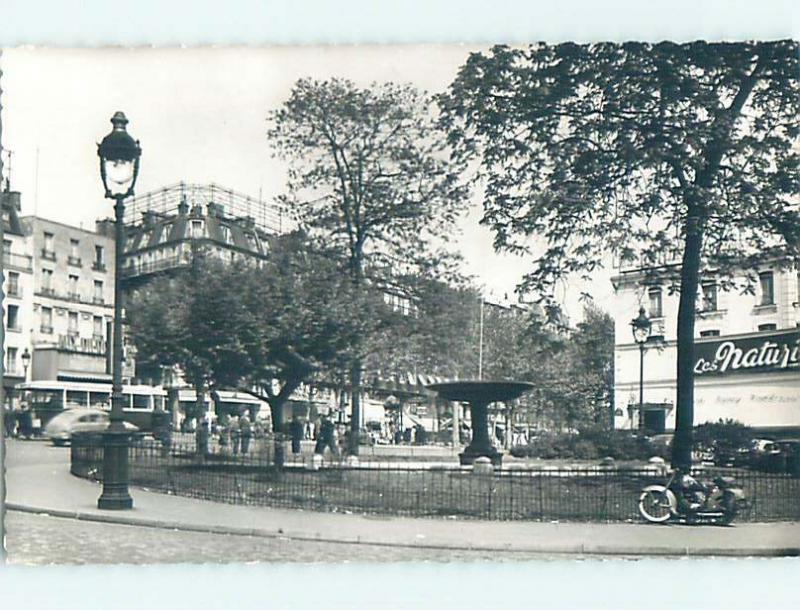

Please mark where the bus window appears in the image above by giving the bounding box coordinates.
[90,391,110,407]
[153,396,165,411]
[66,390,89,407]
[131,394,151,410]
[26,389,63,410]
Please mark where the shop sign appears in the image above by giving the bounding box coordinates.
[694,329,800,377]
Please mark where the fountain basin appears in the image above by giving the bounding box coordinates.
[426,380,535,467]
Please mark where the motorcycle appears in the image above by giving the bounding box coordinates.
[638,468,748,525]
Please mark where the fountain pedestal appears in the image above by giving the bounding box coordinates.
[426,381,534,468]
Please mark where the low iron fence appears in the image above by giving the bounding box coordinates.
[71,435,800,523]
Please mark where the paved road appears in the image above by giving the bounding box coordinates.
[6,511,589,564]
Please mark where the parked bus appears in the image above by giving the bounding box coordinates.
[17,381,167,433]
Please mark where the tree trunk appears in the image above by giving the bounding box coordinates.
[672,214,704,469]
[349,361,362,455]
[194,383,205,455]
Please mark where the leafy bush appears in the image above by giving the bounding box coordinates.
[694,419,753,452]
[508,426,664,461]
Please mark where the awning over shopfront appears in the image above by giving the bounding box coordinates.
[368,372,450,397]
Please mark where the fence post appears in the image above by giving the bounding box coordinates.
[538,472,544,519]
[509,472,514,518]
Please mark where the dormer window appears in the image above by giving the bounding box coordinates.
[191,220,204,239]
[160,223,173,243]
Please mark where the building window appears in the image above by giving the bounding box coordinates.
[191,220,204,238]
[220,225,232,244]
[758,323,777,332]
[68,239,81,266]
[93,245,106,271]
[93,280,104,304]
[701,282,718,312]
[42,232,56,259]
[41,306,53,333]
[42,268,54,293]
[5,347,17,374]
[68,274,79,299]
[699,329,720,337]
[7,304,20,330]
[759,271,774,306]
[7,271,20,296]
[648,288,663,318]
[3,239,11,255]
[68,311,79,336]
[93,315,104,339]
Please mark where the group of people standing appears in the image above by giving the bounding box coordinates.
[213,413,253,455]
[3,404,36,439]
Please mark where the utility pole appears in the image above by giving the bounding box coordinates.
[478,296,484,380]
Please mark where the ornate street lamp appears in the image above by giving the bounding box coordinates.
[21,347,31,380]
[96,111,141,510]
[630,306,652,432]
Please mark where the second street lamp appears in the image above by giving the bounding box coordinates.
[96,111,141,510]
[630,306,652,432]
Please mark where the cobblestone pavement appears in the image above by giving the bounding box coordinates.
[6,511,594,565]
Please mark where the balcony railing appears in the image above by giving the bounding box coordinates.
[68,292,82,302]
[68,255,83,267]
[40,287,56,296]
[92,296,105,305]
[6,286,22,297]
[41,248,57,261]
[92,261,107,272]
[2,251,34,272]
[40,325,54,335]
[122,254,191,278]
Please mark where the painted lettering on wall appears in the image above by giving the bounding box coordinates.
[693,330,800,377]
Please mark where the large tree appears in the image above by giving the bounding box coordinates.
[268,78,469,453]
[127,235,375,463]
[127,255,259,423]
[440,41,799,467]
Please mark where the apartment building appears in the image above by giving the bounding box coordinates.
[611,258,800,435]
[19,216,118,384]
[3,190,35,407]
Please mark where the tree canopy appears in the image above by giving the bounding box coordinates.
[440,41,799,467]
[267,78,470,450]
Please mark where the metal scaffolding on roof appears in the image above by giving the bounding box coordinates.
[123,182,285,234]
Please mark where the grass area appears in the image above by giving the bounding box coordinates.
[72,441,800,523]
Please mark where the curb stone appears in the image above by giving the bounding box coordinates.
[7,503,799,558]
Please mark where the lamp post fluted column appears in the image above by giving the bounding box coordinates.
[97,195,133,509]
[630,306,652,433]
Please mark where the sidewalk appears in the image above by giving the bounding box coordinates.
[6,453,800,557]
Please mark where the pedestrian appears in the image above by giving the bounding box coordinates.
[290,416,304,455]
[230,415,241,455]
[196,420,210,457]
[219,416,230,449]
[314,414,339,457]
[239,413,252,455]
[19,405,33,439]
[4,405,16,438]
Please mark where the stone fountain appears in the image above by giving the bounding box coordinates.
[426,380,534,467]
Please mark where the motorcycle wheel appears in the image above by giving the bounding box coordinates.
[638,488,673,523]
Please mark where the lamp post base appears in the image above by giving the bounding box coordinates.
[97,429,133,510]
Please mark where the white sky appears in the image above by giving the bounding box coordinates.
[1,46,614,320]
